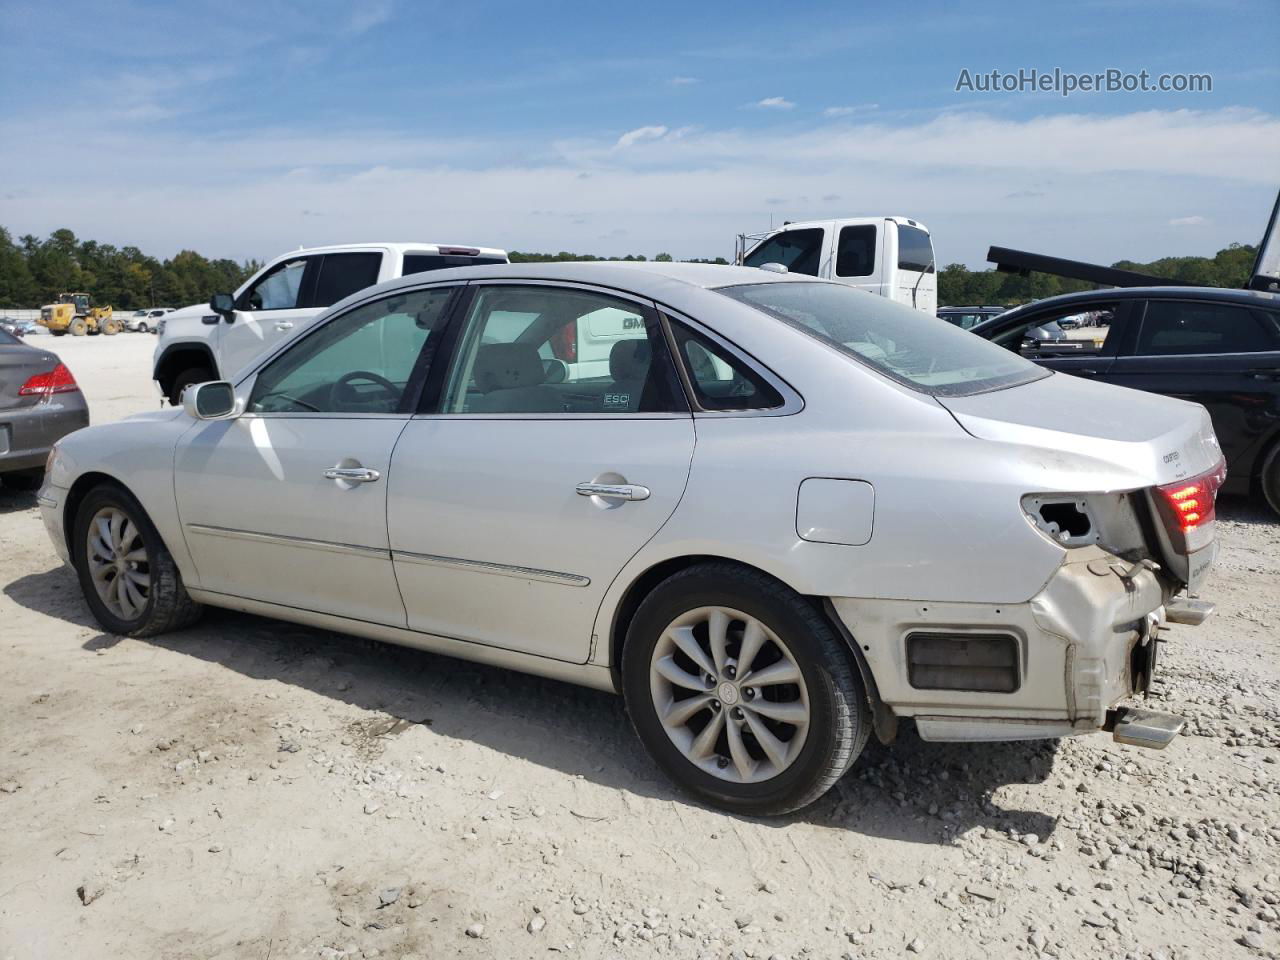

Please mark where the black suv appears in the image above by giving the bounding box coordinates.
[971,286,1280,515]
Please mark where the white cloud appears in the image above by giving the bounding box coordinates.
[669,76,700,86]
[614,125,669,149]
[1169,215,1207,226]
[755,96,794,110]
[347,0,394,34]
[2,108,1275,268]
[824,104,878,117]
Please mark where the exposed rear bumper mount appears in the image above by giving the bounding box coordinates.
[1105,706,1185,749]
[1164,597,1216,626]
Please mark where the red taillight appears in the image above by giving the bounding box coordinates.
[550,320,577,362]
[18,362,79,397]
[1154,461,1226,551]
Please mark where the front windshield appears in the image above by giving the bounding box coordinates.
[717,282,1049,397]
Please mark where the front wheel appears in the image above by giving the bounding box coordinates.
[72,483,202,637]
[166,366,214,406]
[622,563,870,816]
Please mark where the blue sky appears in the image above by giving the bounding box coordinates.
[1,0,1277,268]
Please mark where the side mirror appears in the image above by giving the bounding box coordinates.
[209,292,235,322]
[182,381,237,420]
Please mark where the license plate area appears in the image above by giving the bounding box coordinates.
[0,423,10,455]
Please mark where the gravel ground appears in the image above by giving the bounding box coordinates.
[1,332,1277,960]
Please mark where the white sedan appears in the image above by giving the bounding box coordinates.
[39,262,1223,815]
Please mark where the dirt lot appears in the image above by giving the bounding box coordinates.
[2,332,1278,960]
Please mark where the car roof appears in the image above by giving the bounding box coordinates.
[271,241,509,258]
[355,260,820,304]
[996,285,1279,318]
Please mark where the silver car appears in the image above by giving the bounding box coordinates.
[38,263,1223,815]
[1,328,89,490]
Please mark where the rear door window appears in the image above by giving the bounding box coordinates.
[836,225,877,278]
[743,228,825,277]
[1134,300,1278,356]
[307,252,383,308]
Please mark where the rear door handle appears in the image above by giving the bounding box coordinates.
[275,321,295,331]
[325,467,381,483]
[576,482,650,501]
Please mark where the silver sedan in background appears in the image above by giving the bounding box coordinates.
[37,262,1222,815]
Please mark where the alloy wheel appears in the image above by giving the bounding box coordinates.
[649,606,810,783]
[85,506,151,620]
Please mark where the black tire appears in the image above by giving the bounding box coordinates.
[72,482,202,638]
[51,330,67,337]
[1261,441,1280,518]
[2,469,44,491]
[167,366,214,406]
[621,562,870,816]
[137,322,148,334]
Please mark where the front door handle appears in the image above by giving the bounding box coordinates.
[576,482,650,501]
[325,466,381,483]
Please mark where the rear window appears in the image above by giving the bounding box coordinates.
[897,225,934,273]
[717,281,1047,397]
[308,252,383,308]
[403,254,507,275]
[743,229,824,277]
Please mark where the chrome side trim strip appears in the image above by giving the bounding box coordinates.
[391,550,590,587]
[186,523,389,560]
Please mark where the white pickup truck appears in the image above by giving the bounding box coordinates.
[152,242,507,404]
[737,216,937,313]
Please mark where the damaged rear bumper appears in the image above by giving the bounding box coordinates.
[831,545,1211,747]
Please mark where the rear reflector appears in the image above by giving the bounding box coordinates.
[18,362,79,396]
[1153,460,1226,553]
[906,632,1020,693]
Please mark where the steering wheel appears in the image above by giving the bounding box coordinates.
[329,370,400,410]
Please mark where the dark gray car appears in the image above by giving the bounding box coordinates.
[0,328,89,489]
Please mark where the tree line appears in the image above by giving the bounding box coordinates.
[0,226,1256,310]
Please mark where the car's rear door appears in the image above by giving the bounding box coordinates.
[1106,298,1280,471]
[175,284,460,625]
[386,281,695,663]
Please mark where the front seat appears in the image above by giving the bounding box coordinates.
[469,343,563,412]
[605,338,652,412]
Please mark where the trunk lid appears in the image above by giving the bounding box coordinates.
[936,371,1221,488]
[0,344,60,411]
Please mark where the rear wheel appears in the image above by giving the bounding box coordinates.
[1260,442,1280,517]
[622,563,870,816]
[137,322,149,334]
[69,319,87,336]
[167,366,214,406]
[72,483,202,637]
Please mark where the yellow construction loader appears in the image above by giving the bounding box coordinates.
[38,292,120,337]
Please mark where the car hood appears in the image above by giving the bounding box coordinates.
[937,371,1222,489]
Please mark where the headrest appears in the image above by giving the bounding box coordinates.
[609,338,651,382]
[473,343,545,392]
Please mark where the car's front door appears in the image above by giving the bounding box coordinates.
[386,282,696,663]
[175,284,459,625]
[1106,298,1280,470]
[987,300,1132,379]
[221,252,384,378]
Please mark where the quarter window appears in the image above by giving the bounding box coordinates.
[239,258,309,311]
[441,286,685,414]
[896,225,934,273]
[836,225,877,278]
[307,253,382,308]
[248,287,455,414]
[742,228,824,277]
[667,318,784,411]
[1135,301,1276,356]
